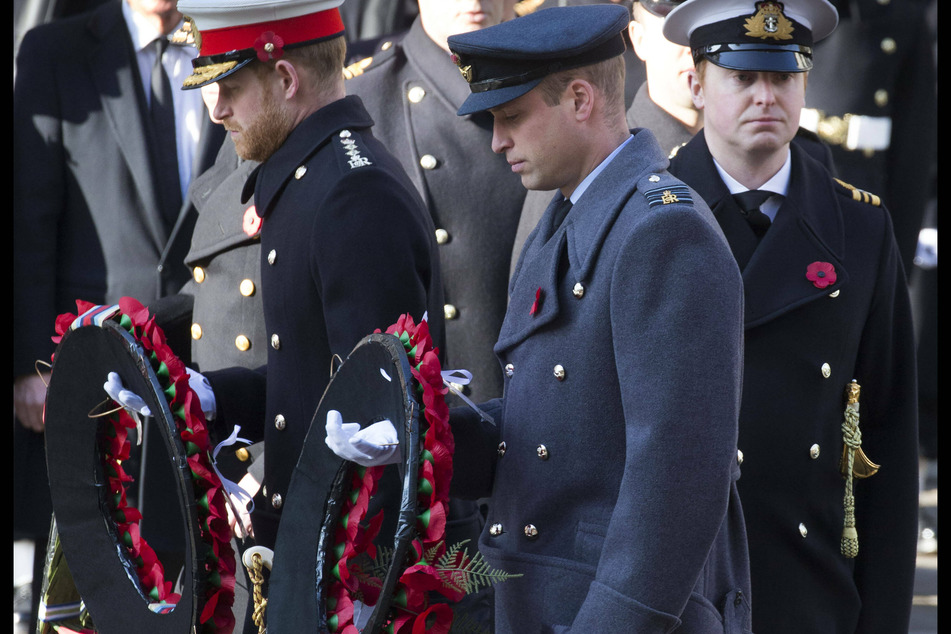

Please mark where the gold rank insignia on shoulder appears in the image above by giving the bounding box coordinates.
[342,56,373,80]
[745,1,795,41]
[644,184,693,208]
[834,179,882,207]
[171,17,199,48]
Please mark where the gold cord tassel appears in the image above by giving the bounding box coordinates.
[840,381,862,558]
[249,552,269,633]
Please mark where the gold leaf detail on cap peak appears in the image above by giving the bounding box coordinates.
[744,1,795,41]
[183,61,238,88]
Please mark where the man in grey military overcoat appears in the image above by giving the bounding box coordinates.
[328,4,753,632]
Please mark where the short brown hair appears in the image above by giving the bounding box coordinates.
[251,35,347,94]
[536,55,626,115]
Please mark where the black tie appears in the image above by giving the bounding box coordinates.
[732,190,773,238]
[150,37,182,228]
[551,196,573,230]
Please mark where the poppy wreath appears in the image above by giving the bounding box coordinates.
[52,297,237,634]
[323,314,516,634]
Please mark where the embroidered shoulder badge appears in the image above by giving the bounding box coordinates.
[644,184,693,208]
[834,178,881,207]
[338,129,373,169]
[745,1,795,41]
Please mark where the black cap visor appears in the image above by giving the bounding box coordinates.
[697,43,813,73]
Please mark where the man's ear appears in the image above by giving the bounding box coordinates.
[629,20,648,62]
[567,78,596,122]
[687,69,704,110]
[273,59,301,100]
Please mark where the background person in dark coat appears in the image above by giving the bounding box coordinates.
[345,0,527,405]
[330,5,751,631]
[665,0,920,631]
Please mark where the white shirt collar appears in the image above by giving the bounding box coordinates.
[570,134,635,205]
[713,149,792,221]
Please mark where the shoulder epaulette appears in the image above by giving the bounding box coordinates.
[639,173,694,209]
[333,129,374,170]
[342,38,401,79]
[834,178,882,207]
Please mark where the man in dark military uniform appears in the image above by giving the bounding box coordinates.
[165,0,448,561]
[328,5,752,632]
[344,0,527,406]
[664,1,920,631]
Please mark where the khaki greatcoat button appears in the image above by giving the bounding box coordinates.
[420,154,438,170]
[193,267,205,283]
[274,414,286,431]
[271,493,283,509]
[489,523,503,536]
[191,323,203,340]
[235,335,251,352]
[239,279,256,296]
[407,86,426,103]
[435,228,450,244]
[444,304,458,320]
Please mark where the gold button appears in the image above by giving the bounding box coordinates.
[821,363,831,378]
[523,524,539,539]
[829,290,840,298]
[874,89,888,108]
[271,333,281,350]
[880,37,896,54]
[268,249,277,265]
[489,523,503,536]
[435,228,450,244]
[737,449,744,465]
[553,365,565,381]
[274,414,286,431]
[381,40,392,51]
[239,279,256,296]
[235,335,251,351]
[271,493,283,509]
[444,304,458,320]
[536,444,549,460]
[191,323,203,340]
[504,363,515,377]
[420,154,438,170]
[572,282,584,298]
[193,266,205,283]
[407,86,426,103]
[497,441,507,457]
[810,444,820,460]
[236,447,250,461]
[799,523,808,538]
[294,165,307,179]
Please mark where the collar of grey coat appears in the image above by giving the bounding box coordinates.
[241,95,376,215]
[495,128,669,355]
[404,17,474,113]
[626,82,694,160]
[671,130,849,330]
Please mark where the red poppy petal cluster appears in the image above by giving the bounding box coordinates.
[324,314,461,634]
[53,298,236,633]
[805,261,837,289]
[253,30,285,62]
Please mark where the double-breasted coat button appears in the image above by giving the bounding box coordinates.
[191,323,203,340]
[267,249,277,265]
[504,363,514,377]
[536,445,549,460]
[810,444,821,459]
[874,89,889,108]
[407,86,426,103]
[821,363,832,378]
[880,37,896,54]
[523,524,539,539]
[294,165,307,179]
[420,154,438,170]
[271,334,281,349]
[381,40,393,51]
[489,523,503,536]
[737,449,744,465]
[435,228,450,244]
[239,279,256,296]
[235,335,251,352]
[829,290,840,298]
[572,282,584,298]
[553,365,566,381]
[444,304,458,320]
[498,441,507,457]
[274,414,286,431]
[236,447,250,462]
[193,267,205,283]
[271,493,283,509]
[799,523,808,538]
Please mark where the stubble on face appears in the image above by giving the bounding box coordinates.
[228,83,296,162]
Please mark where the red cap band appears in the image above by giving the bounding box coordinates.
[197,8,344,57]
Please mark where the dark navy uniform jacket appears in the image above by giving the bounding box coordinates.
[670,130,919,634]
[452,129,752,632]
[205,96,445,549]
[346,17,528,404]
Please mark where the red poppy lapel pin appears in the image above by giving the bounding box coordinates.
[254,31,285,61]
[242,205,261,237]
[530,287,543,316]
[806,261,837,289]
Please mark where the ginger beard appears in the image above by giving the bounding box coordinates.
[226,82,295,163]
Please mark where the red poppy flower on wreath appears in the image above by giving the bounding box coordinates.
[253,31,284,62]
[806,261,837,289]
[242,205,261,237]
